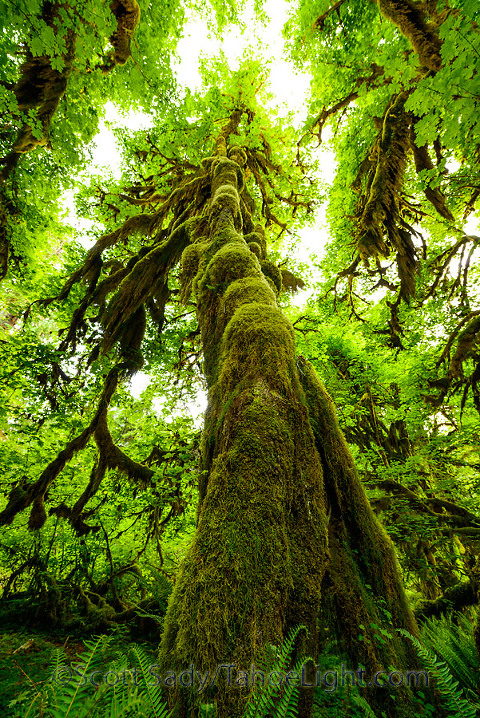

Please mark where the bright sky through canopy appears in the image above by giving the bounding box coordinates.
[62,0,479,412]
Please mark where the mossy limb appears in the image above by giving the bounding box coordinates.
[247,241,262,258]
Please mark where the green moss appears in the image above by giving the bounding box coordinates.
[211,158,240,193]
[210,184,242,230]
[160,378,328,717]
[218,304,295,397]
[260,259,282,293]
[297,356,423,717]
[247,241,262,258]
[221,277,276,321]
[228,146,247,168]
[179,244,201,303]
[160,144,331,718]
[201,244,260,290]
[244,230,267,258]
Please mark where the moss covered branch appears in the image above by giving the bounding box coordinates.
[377,0,443,71]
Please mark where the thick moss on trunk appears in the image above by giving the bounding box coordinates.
[160,140,328,717]
[159,135,421,718]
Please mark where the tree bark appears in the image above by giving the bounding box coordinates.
[159,126,422,718]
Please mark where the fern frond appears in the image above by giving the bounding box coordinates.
[349,691,379,718]
[273,658,305,718]
[103,686,143,718]
[243,626,310,718]
[130,644,171,718]
[48,634,112,718]
[398,628,479,718]
[420,612,479,697]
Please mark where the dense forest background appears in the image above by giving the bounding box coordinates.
[0,0,479,716]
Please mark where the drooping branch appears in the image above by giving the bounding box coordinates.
[0,365,121,530]
[410,125,454,221]
[0,0,145,279]
[4,154,211,532]
[50,409,155,534]
[303,64,385,145]
[421,235,477,304]
[446,314,480,382]
[0,3,76,277]
[415,581,477,620]
[28,171,208,357]
[313,0,348,31]
[368,477,480,530]
[45,212,163,304]
[427,312,480,412]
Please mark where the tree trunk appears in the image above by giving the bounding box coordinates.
[159,126,421,718]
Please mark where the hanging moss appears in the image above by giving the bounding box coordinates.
[354,92,417,300]
[100,219,192,353]
[0,0,76,182]
[179,243,202,304]
[448,315,480,381]
[28,496,48,530]
[118,303,147,372]
[280,267,306,294]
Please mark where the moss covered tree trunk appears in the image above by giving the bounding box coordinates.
[159,125,421,718]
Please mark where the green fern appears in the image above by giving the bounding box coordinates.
[101,686,143,718]
[14,634,153,718]
[397,628,480,718]
[242,625,309,718]
[48,635,112,718]
[349,691,379,718]
[102,651,143,718]
[129,644,171,718]
[13,638,108,718]
[267,658,305,718]
[420,613,479,699]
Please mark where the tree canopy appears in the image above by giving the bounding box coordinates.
[0,1,479,717]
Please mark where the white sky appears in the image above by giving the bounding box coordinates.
[62,0,479,413]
